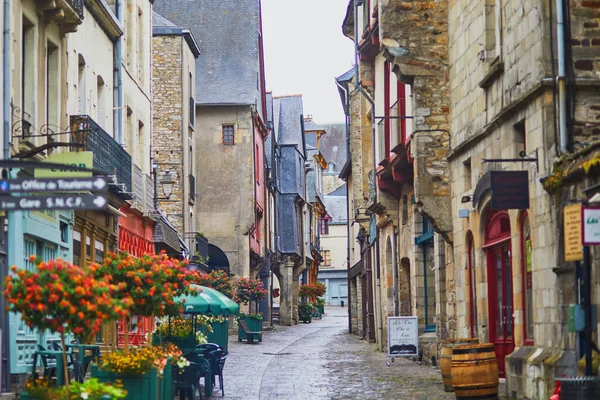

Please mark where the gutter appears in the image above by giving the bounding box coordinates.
[114,0,124,144]
[2,0,10,390]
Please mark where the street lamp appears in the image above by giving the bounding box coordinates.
[153,164,176,209]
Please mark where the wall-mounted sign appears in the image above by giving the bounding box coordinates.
[387,316,419,357]
[0,194,106,211]
[490,171,530,210]
[583,206,600,245]
[34,152,93,178]
[564,203,583,261]
[0,178,106,193]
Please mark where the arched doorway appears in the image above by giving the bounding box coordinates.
[484,211,513,377]
[207,244,230,275]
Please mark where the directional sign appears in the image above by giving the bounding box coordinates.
[0,178,107,193]
[0,194,107,211]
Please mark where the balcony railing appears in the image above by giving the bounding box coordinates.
[145,174,154,211]
[71,115,132,194]
[133,164,144,207]
[188,174,196,202]
[189,97,195,126]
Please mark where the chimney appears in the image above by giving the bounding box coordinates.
[304,114,313,122]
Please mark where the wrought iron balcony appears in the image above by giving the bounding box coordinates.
[71,115,132,194]
[38,0,85,31]
[188,174,196,202]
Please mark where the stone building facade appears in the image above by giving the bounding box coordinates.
[340,0,454,364]
[152,12,200,243]
[446,0,600,397]
[155,0,269,286]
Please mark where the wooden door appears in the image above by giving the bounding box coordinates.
[487,244,514,377]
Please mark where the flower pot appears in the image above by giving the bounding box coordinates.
[237,316,262,342]
[91,364,160,400]
[152,334,196,354]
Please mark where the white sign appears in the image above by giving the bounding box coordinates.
[583,207,600,245]
[387,316,419,357]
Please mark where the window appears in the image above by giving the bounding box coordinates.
[319,218,329,235]
[22,18,35,125]
[97,76,106,128]
[222,125,235,144]
[77,55,86,114]
[514,119,526,156]
[94,240,105,263]
[402,196,408,225]
[484,0,500,60]
[73,230,81,265]
[521,214,534,344]
[467,231,478,338]
[463,158,472,191]
[321,250,331,266]
[46,41,59,137]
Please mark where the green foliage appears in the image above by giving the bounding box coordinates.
[234,278,267,305]
[194,270,234,299]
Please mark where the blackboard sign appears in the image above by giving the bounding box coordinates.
[388,316,419,357]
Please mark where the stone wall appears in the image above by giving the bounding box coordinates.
[379,0,452,240]
[152,35,185,233]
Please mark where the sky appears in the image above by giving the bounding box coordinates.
[261,0,355,124]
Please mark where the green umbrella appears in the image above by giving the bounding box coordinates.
[177,284,240,316]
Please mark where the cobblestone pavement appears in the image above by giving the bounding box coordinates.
[215,306,453,400]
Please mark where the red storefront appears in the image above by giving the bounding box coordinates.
[117,204,156,345]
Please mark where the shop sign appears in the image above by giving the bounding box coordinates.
[490,171,529,210]
[0,194,106,211]
[0,177,107,193]
[388,316,418,357]
[34,152,93,178]
[583,206,600,245]
[564,203,583,261]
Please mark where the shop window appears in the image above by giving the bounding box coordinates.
[521,214,534,344]
[95,240,105,264]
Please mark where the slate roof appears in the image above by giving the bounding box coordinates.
[152,11,176,27]
[274,95,305,153]
[304,120,324,132]
[320,123,347,173]
[328,184,347,197]
[153,0,263,108]
[324,189,348,224]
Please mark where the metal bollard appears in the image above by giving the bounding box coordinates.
[341,300,344,307]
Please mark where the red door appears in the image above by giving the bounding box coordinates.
[487,244,514,377]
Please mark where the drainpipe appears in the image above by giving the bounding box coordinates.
[335,77,352,333]
[2,0,10,391]
[392,226,399,316]
[114,0,124,144]
[556,0,568,154]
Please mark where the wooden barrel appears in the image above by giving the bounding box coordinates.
[451,343,499,399]
[440,338,479,392]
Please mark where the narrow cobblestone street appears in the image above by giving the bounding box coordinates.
[219,307,453,400]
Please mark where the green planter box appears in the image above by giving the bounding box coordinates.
[91,364,160,400]
[237,316,262,342]
[21,393,111,400]
[317,305,324,315]
[152,334,196,354]
[205,320,229,349]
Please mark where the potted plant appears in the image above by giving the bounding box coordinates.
[316,297,326,315]
[21,377,127,400]
[298,302,315,323]
[3,257,128,395]
[234,278,267,342]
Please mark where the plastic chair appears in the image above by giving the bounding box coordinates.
[34,345,56,380]
[194,343,220,354]
[207,349,228,396]
[173,360,208,400]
